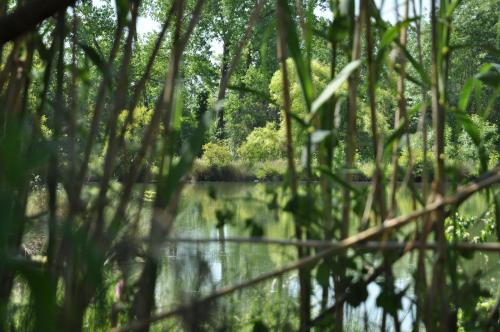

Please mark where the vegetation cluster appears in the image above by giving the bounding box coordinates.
[0,0,499,331]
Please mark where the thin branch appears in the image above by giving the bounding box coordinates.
[342,2,364,238]
[276,0,311,328]
[164,237,500,251]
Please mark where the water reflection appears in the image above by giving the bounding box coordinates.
[22,182,497,330]
[157,183,419,330]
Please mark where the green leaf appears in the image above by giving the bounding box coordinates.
[483,88,500,119]
[78,42,110,83]
[311,60,360,115]
[227,84,276,106]
[316,261,330,288]
[453,110,480,146]
[476,63,500,88]
[402,71,427,89]
[384,120,408,153]
[267,193,279,210]
[395,41,430,88]
[283,194,320,225]
[495,195,500,242]
[289,112,309,129]
[446,0,464,17]
[346,280,368,307]
[172,83,183,130]
[329,15,350,43]
[384,102,422,154]
[450,108,488,172]
[459,78,475,111]
[156,111,209,208]
[380,18,417,49]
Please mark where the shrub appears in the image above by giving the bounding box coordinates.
[400,144,434,179]
[400,132,434,179]
[254,159,288,180]
[269,59,333,148]
[238,123,285,163]
[191,159,253,181]
[455,114,499,173]
[201,142,233,167]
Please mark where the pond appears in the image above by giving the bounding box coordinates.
[22,182,498,331]
[142,182,498,331]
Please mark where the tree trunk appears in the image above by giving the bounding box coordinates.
[216,38,230,140]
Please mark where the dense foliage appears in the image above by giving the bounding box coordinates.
[0,0,499,331]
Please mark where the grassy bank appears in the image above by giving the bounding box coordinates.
[189,158,376,182]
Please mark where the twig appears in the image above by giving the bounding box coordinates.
[164,237,500,252]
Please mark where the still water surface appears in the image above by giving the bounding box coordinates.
[148,182,498,331]
[21,182,497,330]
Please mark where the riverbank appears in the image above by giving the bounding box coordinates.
[103,158,437,183]
[83,158,495,184]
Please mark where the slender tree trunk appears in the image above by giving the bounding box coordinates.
[411,1,429,329]
[319,30,337,311]
[276,2,311,329]
[365,1,387,223]
[427,0,448,329]
[47,10,65,270]
[389,0,410,216]
[342,0,363,243]
[216,38,230,140]
[338,3,364,330]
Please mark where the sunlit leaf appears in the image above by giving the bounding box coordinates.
[311,60,360,115]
